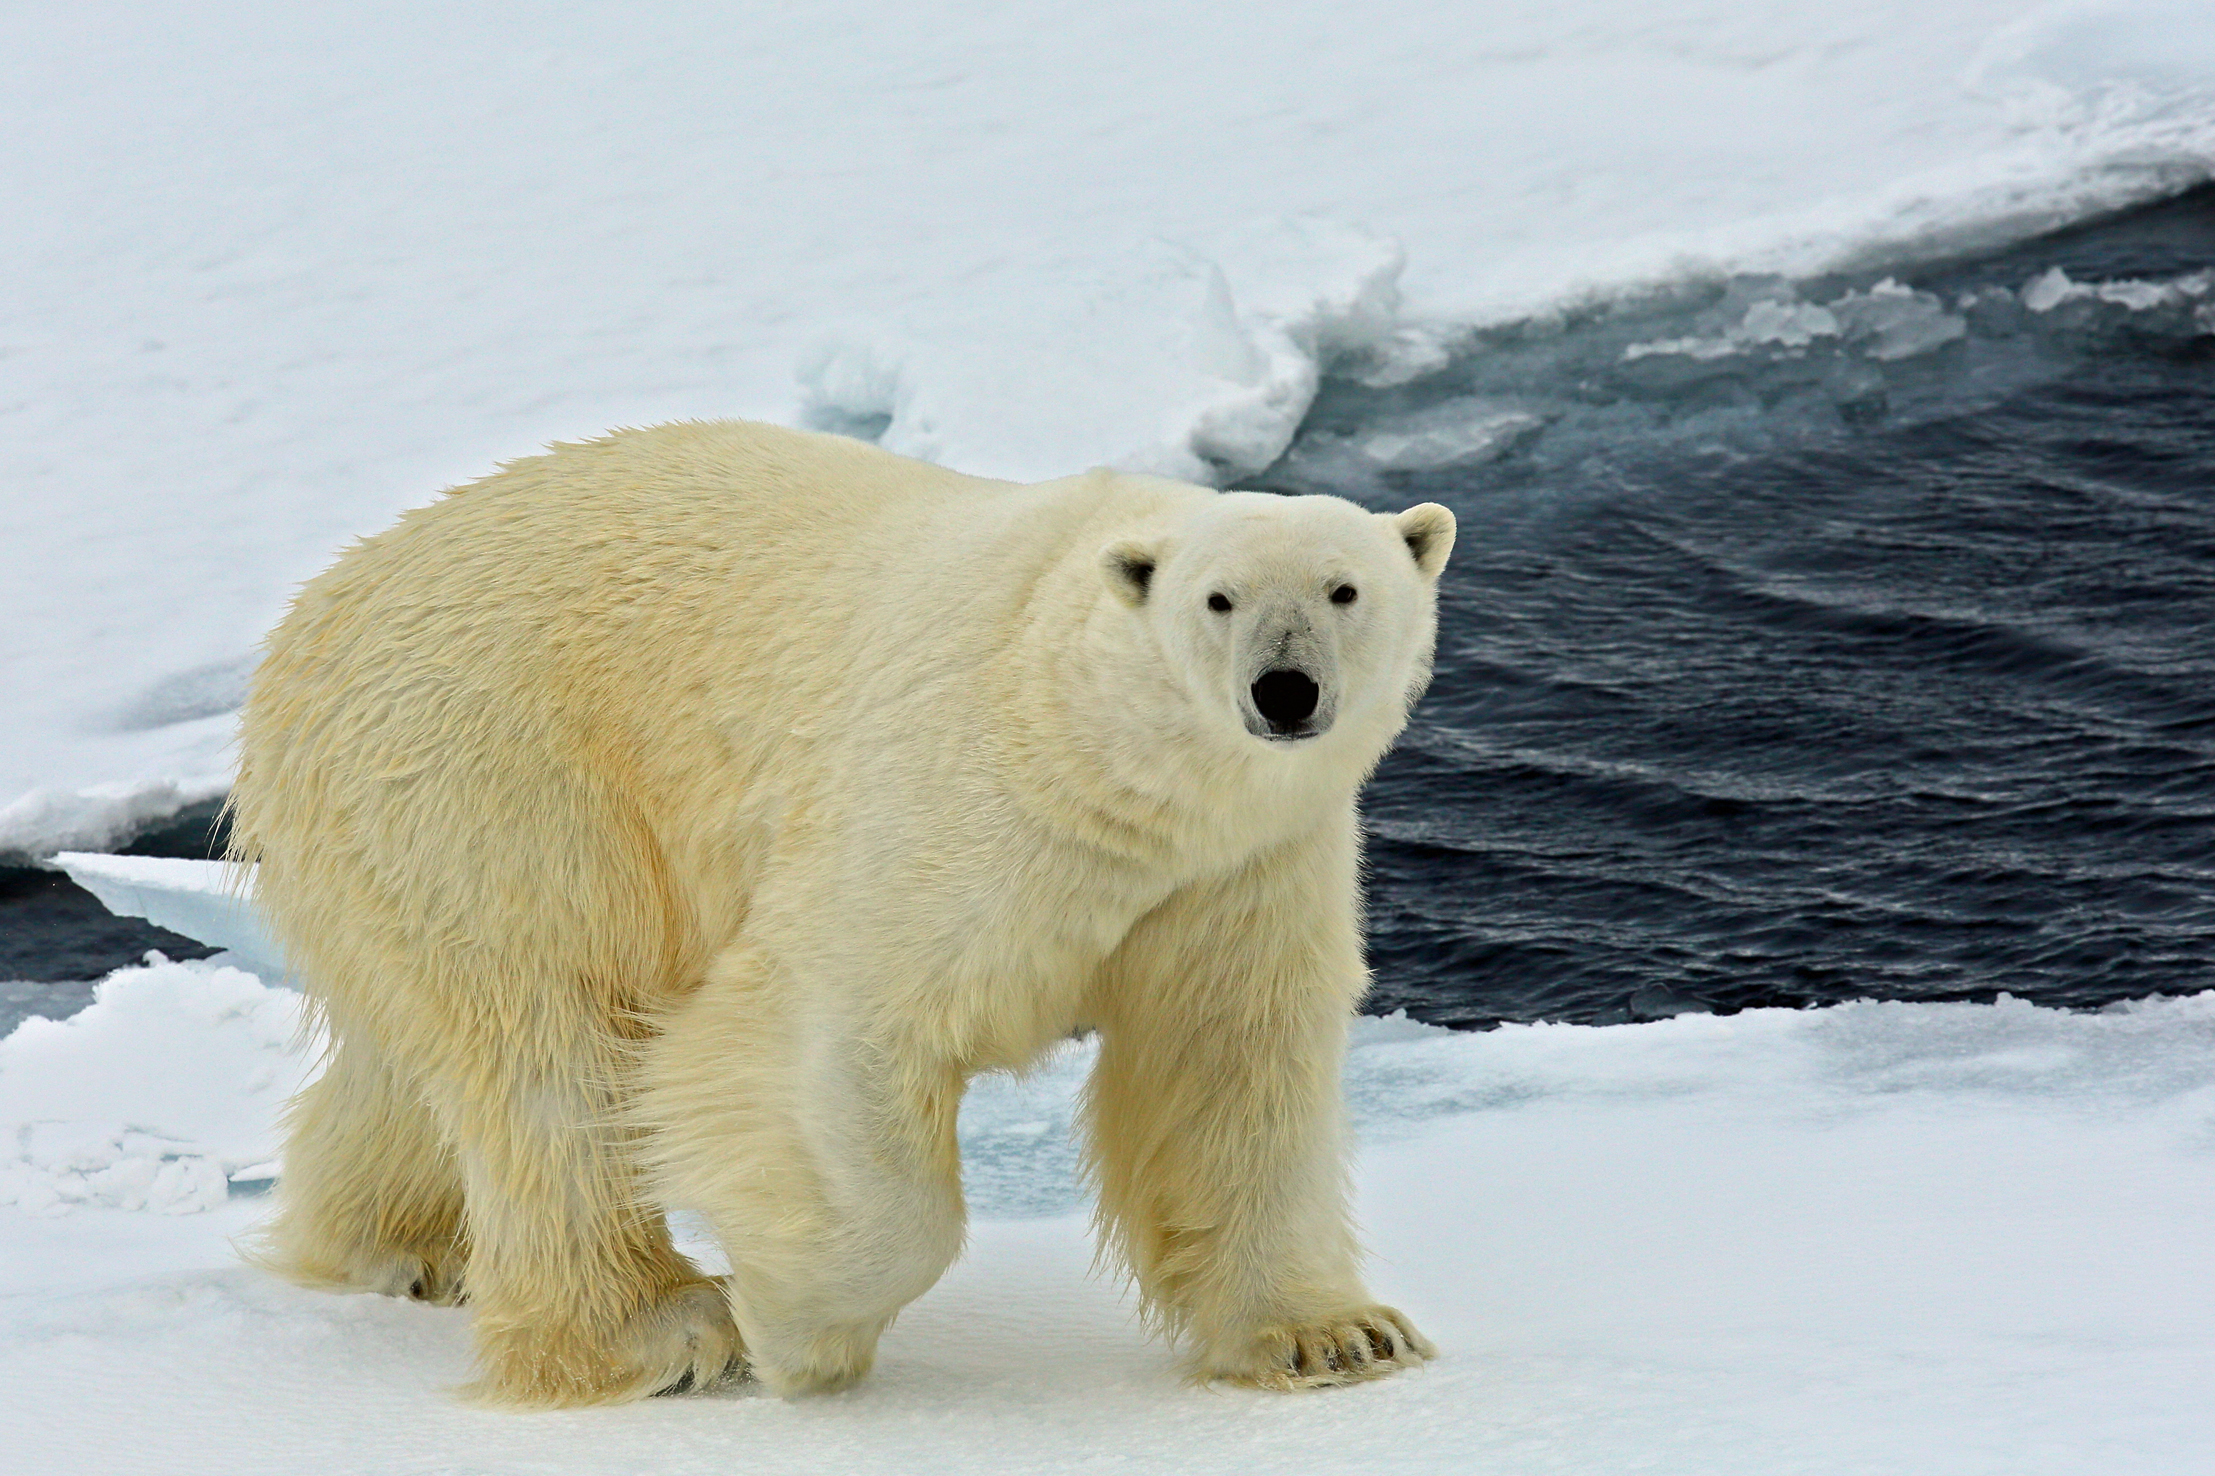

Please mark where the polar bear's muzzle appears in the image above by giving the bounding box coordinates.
[1247,666,1329,741]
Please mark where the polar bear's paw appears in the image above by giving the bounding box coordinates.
[1207,1306,1435,1390]
[381,1248,467,1306]
[470,1281,746,1408]
[246,1234,468,1307]
[632,1281,750,1399]
[748,1318,885,1398]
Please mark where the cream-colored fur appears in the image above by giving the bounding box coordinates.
[228,420,1451,1404]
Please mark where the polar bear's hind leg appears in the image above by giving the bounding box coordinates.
[428,1022,746,1408]
[248,1035,469,1306]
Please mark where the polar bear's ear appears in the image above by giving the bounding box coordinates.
[1394,504,1457,580]
[1101,540,1161,607]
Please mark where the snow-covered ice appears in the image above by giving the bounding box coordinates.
[3,960,2210,1473]
[0,958,307,1216]
[49,853,284,980]
[8,0,2215,853]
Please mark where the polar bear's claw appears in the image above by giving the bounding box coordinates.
[403,1260,467,1306]
[651,1349,748,1398]
[1218,1306,1434,1390]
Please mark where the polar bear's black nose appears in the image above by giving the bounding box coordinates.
[1252,668,1321,730]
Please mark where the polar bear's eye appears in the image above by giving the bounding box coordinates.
[1331,584,1358,604]
[1207,593,1233,613]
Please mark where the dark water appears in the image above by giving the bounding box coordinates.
[1267,187,2215,1028]
[0,801,225,1025]
[7,191,2213,1036]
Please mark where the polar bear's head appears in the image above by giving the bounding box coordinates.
[1101,492,1455,753]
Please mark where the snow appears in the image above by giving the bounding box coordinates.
[2021,261,2215,320]
[1624,277,1974,362]
[0,959,308,1216]
[8,0,2215,855]
[3,959,2211,1473]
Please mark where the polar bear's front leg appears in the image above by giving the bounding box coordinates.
[642,944,967,1396]
[1082,820,1434,1388]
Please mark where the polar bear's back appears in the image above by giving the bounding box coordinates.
[227,421,1066,1033]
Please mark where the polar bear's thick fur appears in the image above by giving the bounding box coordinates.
[228,421,1453,1406]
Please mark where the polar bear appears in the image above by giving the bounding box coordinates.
[228,420,1452,1406]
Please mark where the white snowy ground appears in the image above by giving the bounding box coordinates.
[8,0,2215,852]
[3,955,2211,1474]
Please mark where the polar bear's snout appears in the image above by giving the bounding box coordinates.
[1237,600,1339,741]
[1249,667,1325,740]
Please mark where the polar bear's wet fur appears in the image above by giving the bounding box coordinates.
[228,421,1451,1405]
